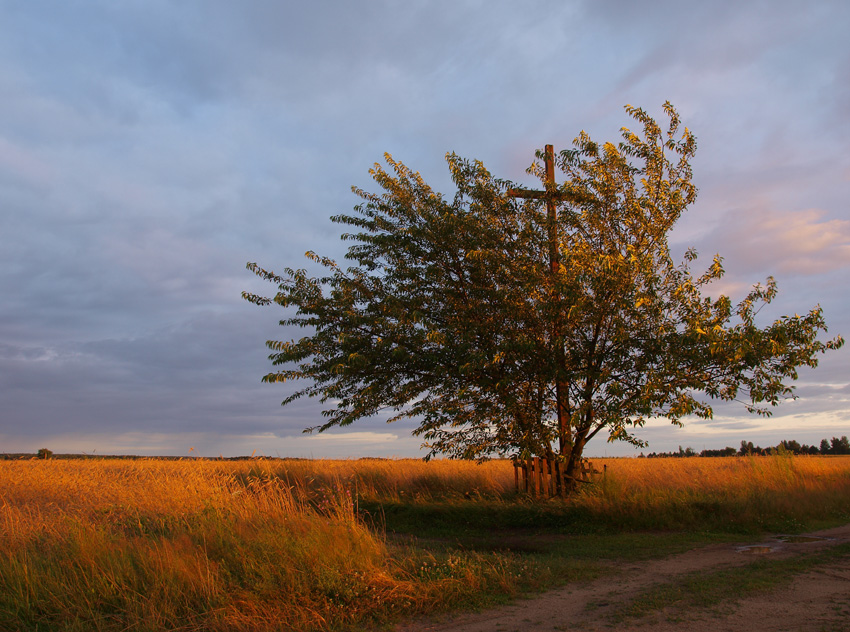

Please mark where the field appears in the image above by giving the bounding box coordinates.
[2,455,849,631]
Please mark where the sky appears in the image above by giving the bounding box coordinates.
[1,0,848,459]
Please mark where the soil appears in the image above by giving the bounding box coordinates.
[394,524,850,632]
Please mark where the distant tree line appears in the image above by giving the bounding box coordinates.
[0,453,318,461]
[643,436,850,458]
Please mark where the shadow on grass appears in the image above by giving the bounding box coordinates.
[360,499,745,563]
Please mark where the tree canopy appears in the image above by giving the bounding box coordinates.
[244,103,842,481]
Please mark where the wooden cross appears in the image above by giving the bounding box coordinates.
[507,144,572,455]
[506,144,569,276]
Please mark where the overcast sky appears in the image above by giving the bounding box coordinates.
[1,0,848,458]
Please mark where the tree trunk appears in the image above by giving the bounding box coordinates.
[563,430,588,490]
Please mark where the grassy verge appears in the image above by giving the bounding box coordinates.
[612,541,850,624]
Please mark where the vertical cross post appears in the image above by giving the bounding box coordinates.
[507,145,572,457]
[543,145,559,278]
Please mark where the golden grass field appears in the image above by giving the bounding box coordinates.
[2,455,849,631]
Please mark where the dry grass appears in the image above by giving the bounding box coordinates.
[0,459,519,631]
[579,455,850,531]
[243,457,515,501]
[2,455,849,631]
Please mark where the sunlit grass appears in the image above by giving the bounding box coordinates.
[1,455,849,630]
[0,459,523,631]
[581,455,850,532]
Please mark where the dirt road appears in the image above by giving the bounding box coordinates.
[395,524,850,632]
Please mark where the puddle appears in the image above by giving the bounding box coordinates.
[774,535,829,543]
[737,545,776,554]
[737,534,832,554]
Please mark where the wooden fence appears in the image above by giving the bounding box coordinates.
[513,456,603,497]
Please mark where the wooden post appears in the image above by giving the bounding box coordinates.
[541,458,549,498]
[547,458,555,497]
[538,456,544,496]
[507,146,572,456]
[532,456,540,495]
[514,460,519,494]
[541,457,547,496]
[553,459,561,497]
[537,457,546,497]
[560,461,568,497]
[560,460,566,497]
[535,456,541,496]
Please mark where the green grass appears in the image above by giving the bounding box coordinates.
[357,488,850,630]
[612,541,850,624]
[369,498,748,558]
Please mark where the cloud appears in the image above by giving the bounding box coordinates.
[0,429,424,459]
[299,431,400,444]
[695,207,850,278]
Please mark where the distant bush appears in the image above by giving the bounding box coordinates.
[37,448,53,460]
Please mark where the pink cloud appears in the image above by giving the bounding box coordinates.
[704,207,850,277]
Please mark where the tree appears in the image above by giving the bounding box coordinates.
[780,439,801,454]
[244,103,842,485]
[831,436,850,455]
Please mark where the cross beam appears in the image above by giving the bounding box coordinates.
[506,144,569,275]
